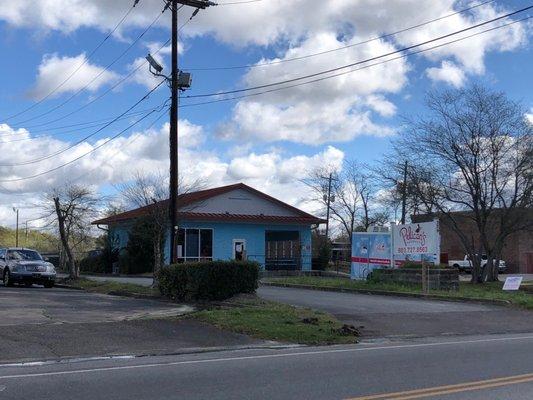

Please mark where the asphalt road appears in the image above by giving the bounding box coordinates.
[0,286,263,363]
[0,286,191,326]
[0,333,532,400]
[257,286,533,339]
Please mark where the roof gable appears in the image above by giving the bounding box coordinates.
[92,183,323,225]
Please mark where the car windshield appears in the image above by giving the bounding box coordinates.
[9,249,43,261]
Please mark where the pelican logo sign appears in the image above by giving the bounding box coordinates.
[393,221,439,256]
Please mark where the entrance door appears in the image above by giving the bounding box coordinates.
[525,253,533,274]
[233,239,246,261]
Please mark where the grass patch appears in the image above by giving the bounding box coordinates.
[192,295,359,345]
[264,276,533,310]
[61,278,158,297]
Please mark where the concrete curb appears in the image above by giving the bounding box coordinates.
[260,282,513,307]
[0,343,302,367]
[54,282,168,302]
[54,283,84,290]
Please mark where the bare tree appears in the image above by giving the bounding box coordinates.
[392,85,532,283]
[374,160,433,222]
[44,184,100,279]
[304,161,388,243]
[118,171,168,283]
[117,170,205,285]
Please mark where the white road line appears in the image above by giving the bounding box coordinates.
[1,335,532,380]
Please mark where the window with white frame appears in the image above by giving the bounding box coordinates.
[176,228,213,262]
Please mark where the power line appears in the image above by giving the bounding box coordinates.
[183,0,495,71]
[0,103,169,144]
[9,38,171,131]
[5,9,521,182]
[178,16,531,108]
[12,7,168,126]
[69,107,170,184]
[0,106,165,183]
[2,2,138,122]
[0,81,165,167]
[0,104,166,138]
[217,0,263,4]
[183,5,532,99]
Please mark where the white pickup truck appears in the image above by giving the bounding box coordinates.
[448,254,506,273]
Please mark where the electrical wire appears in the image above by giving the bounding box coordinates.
[178,16,531,109]
[13,7,168,126]
[183,5,533,99]
[0,81,165,167]
[0,105,167,138]
[14,14,188,132]
[12,38,171,131]
[2,2,138,122]
[0,107,164,183]
[69,107,169,184]
[2,13,527,183]
[217,0,263,4]
[0,103,170,143]
[183,0,495,71]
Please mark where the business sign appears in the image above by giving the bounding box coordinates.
[503,276,523,291]
[393,221,439,256]
[351,232,391,280]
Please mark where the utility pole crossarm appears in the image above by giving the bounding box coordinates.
[175,0,217,8]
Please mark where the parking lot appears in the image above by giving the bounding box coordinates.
[0,286,263,364]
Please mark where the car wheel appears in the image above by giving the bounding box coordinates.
[43,282,54,288]
[3,270,13,287]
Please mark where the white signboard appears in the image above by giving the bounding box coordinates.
[393,221,439,256]
[503,276,523,291]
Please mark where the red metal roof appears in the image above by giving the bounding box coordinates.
[92,183,325,226]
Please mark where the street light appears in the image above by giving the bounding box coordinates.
[146,53,164,74]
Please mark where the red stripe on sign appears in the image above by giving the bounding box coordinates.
[351,257,369,263]
[369,258,391,265]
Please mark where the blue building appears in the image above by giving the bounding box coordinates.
[92,183,324,270]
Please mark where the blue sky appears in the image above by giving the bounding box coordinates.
[0,0,531,226]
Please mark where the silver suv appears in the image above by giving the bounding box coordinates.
[0,248,56,288]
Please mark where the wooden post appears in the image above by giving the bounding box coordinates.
[421,261,429,294]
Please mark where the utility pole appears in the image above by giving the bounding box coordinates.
[400,161,408,225]
[12,207,19,247]
[324,173,335,238]
[162,0,216,264]
[169,0,179,265]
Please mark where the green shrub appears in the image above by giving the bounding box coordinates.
[79,234,119,274]
[119,218,163,275]
[79,255,107,274]
[366,269,383,283]
[157,260,260,301]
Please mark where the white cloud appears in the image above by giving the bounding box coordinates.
[0,122,344,216]
[216,32,404,144]
[29,53,119,99]
[365,95,397,117]
[426,60,466,88]
[526,108,533,125]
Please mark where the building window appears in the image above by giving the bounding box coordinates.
[177,228,213,262]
